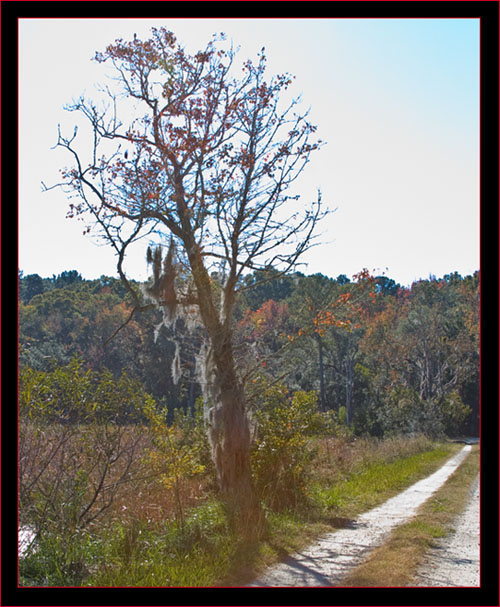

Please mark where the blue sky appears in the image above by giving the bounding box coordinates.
[19,18,479,286]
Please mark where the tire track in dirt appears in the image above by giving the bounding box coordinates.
[248,445,472,587]
[415,473,479,587]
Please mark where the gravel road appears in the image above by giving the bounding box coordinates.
[414,474,480,587]
[248,445,474,587]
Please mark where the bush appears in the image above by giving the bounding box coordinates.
[18,359,153,581]
[376,387,471,437]
[19,357,150,425]
[437,391,472,435]
[172,397,214,478]
[142,399,208,528]
[250,380,320,510]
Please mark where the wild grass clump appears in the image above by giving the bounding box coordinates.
[312,433,435,487]
[84,500,233,587]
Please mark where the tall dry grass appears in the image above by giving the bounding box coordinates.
[313,434,435,485]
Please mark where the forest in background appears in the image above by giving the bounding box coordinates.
[19,267,479,437]
[18,265,480,586]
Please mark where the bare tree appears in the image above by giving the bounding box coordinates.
[48,28,327,528]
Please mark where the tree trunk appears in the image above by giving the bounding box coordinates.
[345,354,354,426]
[187,244,263,533]
[198,332,263,534]
[210,377,263,533]
[314,332,326,411]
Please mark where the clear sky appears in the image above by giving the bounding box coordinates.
[19,18,479,286]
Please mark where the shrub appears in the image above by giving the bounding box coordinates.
[142,399,207,529]
[18,359,152,581]
[376,387,472,437]
[437,391,472,435]
[250,380,320,510]
[172,397,214,478]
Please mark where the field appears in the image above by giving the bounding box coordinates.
[19,423,459,588]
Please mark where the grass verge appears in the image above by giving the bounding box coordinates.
[341,444,479,587]
[19,438,462,587]
[308,442,461,520]
[219,440,460,586]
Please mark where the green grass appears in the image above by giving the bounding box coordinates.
[223,441,460,586]
[85,501,235,587]
[19,439,461,588]
[309,443,458,519]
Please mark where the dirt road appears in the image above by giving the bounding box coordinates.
[248,445,474,587]
[415,474,480,587]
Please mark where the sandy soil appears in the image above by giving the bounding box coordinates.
[248,445,474,587]
[414,474,480,587]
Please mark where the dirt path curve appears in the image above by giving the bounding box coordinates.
[414,473,480,587]
[248,445,472,587]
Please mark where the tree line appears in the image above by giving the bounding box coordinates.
[19,266,479,437]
